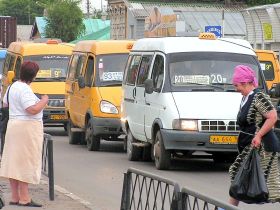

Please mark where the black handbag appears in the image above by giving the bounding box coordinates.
[229,148,269,204]
[0,191,4,209]
[262,129,280,152]
[0,85,12,140]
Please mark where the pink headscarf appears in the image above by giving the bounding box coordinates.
[232,65,258,87]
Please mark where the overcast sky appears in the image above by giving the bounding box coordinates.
[79,0,108,11]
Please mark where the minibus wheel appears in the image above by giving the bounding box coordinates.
[67,120,82,145]
[85,120,100,151]
[154,130,171,170]
[127,128,141,161]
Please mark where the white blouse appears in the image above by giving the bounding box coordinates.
[3,81,42,121]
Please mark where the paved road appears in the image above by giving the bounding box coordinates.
[45,128,280,210]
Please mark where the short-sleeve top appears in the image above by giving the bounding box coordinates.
[3,81,42,121]
[236,89,274,152]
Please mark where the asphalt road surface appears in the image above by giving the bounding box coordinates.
[45,128,280,210]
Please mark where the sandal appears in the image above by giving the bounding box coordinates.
[9,201,18,205]
[18,199,42,207]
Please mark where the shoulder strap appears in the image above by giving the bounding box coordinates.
[6,83,13,105]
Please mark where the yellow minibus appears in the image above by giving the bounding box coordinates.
[65,40,134,151]
[1,40,74,130]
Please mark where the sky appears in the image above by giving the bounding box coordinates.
[79,0,108,11]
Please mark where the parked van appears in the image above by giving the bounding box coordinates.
[65,40,134,151]
[255,50,280,90]
[121,33,268,170]
[1,40,74,129]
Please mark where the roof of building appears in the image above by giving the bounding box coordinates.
[120,0,246,38]
[30,17,110,41]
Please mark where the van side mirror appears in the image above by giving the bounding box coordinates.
[144,79,154,94]
[7,71,15,84]
[270,83,280,98]
[77,76,86,89]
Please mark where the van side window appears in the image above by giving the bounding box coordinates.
[125,55,141,85]
[136,55,152,86]
[260,61,274,81]
[3,54,16,75]
[151,55,164,90]
[68,54,86,80]
[84,56,94,86]
[14,57,22,79]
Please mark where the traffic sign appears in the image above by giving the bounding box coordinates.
[205,26,222,38]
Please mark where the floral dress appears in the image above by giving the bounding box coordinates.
[229,89,280,202]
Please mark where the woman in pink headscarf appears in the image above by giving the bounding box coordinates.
[228,65,280,206]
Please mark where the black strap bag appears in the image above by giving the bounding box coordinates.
[229,148,269,204]
[0,85,12,142]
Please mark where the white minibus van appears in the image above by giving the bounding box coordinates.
[121,33,268,170]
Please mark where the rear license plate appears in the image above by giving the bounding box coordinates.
[210,135,237,144]
[50,115,67,120]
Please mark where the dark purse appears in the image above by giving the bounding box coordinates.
[262,129,280,152]
[229,148,269,204]
[0,85,12,141]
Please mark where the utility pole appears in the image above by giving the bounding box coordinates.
[86,0,90,18]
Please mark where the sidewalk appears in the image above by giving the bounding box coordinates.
[0,177,91,210]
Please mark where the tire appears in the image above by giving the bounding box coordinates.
[154,130,171,170]
[127,128,141,161]
[85,119,100,151]
[67,120,82,145]
[123,135,127,152]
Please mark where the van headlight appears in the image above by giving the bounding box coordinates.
[100,101,118,114]
[48,99,65,107]
[172,119,198,131]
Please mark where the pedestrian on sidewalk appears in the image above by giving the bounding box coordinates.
[0,61,48,207]
[228,65,280,206]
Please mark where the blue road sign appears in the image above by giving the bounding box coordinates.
[205,26,222,38]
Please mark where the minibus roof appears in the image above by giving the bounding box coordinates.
[131,36,255,56]
[8,41,74,55]
[73,40,134,55]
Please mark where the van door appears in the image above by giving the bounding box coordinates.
[123,55,141,138]
[78,55,94,126]
[133,54,153,141]
[144,53,165,140]
[66,54,87,127]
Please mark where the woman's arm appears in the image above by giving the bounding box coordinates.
[25,95,48,115]
[252,109,278,147]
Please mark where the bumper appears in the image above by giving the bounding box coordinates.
[92,117,123,136]
[43,109,67,125]
[161,129,238,152]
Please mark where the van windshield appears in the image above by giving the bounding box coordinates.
[168,52,260,91]
[24,55,70,82]
[95,54,129,86]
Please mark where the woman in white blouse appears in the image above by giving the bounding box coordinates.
[0,61,48,207]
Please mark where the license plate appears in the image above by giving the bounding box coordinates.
[50,115,67,120]
[210,135,237,144]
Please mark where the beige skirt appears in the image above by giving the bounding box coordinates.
[0,119,43,184]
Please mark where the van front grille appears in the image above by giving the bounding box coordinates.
[199,120,239,132]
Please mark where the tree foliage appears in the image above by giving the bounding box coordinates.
[44,0,85,42]
[0,0,46,24]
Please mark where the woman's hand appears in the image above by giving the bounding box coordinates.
[251,135,262,148]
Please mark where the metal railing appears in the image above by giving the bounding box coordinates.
[42,133,55,201]
[121,168,241,210]
[121,168,181,210]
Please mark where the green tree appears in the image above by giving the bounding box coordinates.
[0,0,46,24]
[44,0,85,42]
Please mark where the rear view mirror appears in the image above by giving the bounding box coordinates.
[144,79,153,94]
[7,71,15,84]
[77,76,86,89]
[270,83,280,98]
